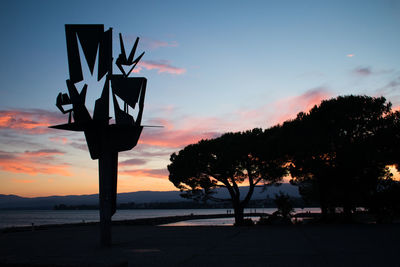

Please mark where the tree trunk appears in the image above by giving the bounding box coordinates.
[343,202,352,221]
[233,203,244,226]
[319,181,328,221]
[320,203,329,221]
[342,183,353,221]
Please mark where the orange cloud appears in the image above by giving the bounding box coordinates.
[120,168,169,179]
[347,54,354,58]
[132,60,186,75]
[11,178,36,184]
[0,109,65,134]
[24,149,65,157]
[0,149,71,176]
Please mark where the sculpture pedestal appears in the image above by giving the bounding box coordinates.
[98,149,118,247]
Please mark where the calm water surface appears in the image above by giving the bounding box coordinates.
[0,208,320,228]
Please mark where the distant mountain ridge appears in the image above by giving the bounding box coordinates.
[0,184,299,209]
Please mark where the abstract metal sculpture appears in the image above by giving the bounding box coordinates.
[51,25,147,246]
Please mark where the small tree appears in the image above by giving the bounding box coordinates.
[168,129,287,225]
[274,191,294,219]
[369,179,400,223]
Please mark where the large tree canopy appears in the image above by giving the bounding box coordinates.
[278,95,397,218]
[168,129,288,225]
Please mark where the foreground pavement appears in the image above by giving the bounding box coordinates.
[1,224,399,266]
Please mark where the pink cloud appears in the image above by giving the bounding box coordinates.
[139,89,331,150]
[0,109,65,134]
[132,60,186,75]
[133,88,332,152]
[235,88,332,127]
[138,114,227,149]
[49,137,68,144]
[272,87,332,123]
[140,128,219,148]
[144,118,174,130]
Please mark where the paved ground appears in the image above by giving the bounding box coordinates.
[1,224,399,266]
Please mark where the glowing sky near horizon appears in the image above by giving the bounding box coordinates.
[0,0,399,197]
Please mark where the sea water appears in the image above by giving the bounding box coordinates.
[0,208,321,228]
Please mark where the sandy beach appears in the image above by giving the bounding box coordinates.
[1,222,399,267]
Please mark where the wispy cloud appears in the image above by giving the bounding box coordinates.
[122,35,178,50]
[132,60,186,75]
[141,37,178,50]
[124,144,176,158]
[140,128,219,148]
[11,178,36,184]
[353,66,372,76]
[0,149,71,176]
[383,75,400,91]
[347,54,355,58]
[374,75,400,108]
[0,109,65,134]
[69,141,88,152]
[120,168,169,179]
[24,149,65,157]
[140,114,224,149]
[352,66,393,77]
[273,87,332,123]
[235,87,332,127]
[120,158,147,166]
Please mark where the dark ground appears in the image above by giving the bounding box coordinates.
[1,223,399,267]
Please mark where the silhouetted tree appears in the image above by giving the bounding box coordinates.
[284,95,395,219]
[274,192,294,219]
[168,129,287,225]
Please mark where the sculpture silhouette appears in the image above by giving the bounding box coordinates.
[51,24,147,246]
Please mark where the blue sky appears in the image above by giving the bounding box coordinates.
[0,0,399,196]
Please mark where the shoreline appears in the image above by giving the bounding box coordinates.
[1,212,273,232]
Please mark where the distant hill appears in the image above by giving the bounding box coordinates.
[0,183,299,209]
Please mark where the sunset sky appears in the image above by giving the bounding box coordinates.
[0,0,399,197]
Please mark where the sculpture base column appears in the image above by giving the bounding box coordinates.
[98,150,118,247]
